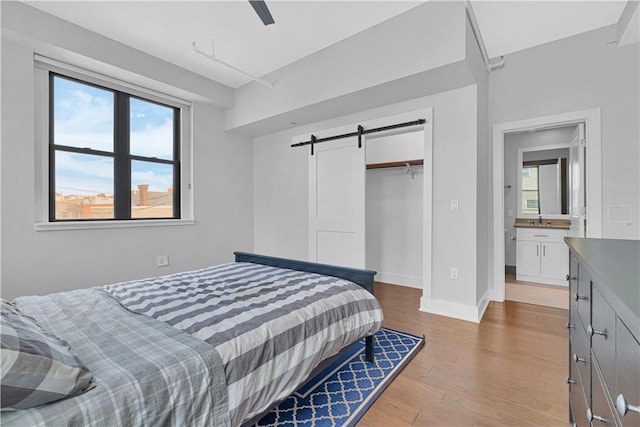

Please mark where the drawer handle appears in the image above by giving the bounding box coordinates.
[587,408,610,423]
[574,293,588,302]
[566,322,575,330]
[587,324,608,338]
[616,394,640,416]
[572,353,586,364]
[534,234,549,237]
[566,377,577,385]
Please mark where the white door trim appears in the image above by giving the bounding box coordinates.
[491,108,602,302]
[421,109,434,301]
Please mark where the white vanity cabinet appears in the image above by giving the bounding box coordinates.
[516,227,568,286]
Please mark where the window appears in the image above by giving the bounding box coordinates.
[50,73,180,221]
[521,165,540,215]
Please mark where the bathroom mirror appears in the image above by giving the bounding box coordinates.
[517,146,569,217]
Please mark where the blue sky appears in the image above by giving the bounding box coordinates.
[54,77,174,196]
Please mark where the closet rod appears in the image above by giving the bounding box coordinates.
[366,159,423,170]
[291,118,425,149]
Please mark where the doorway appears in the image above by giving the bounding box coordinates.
[301,108,434,296]
[491,108,602,303]
[503,126,575,308]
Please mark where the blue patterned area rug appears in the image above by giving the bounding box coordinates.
[255,328,425,427]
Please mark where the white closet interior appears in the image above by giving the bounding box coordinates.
[365,129,424,288]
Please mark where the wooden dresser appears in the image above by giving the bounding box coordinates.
[565,238,639,426]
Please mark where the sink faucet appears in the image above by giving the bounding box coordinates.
[538,215,542,225]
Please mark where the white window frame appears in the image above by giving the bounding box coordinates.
[34,55,194,231]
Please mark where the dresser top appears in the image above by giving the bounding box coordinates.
[565,238,639,335]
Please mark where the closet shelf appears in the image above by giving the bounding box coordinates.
[366,159,424,170]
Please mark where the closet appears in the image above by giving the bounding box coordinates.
[365,130,424,288]
[296,108,433,294]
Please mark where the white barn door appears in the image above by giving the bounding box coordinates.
[309,137,365,268]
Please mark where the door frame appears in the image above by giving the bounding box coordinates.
[491,108,602,302]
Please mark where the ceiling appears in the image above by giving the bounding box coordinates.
[24,1,628,89]
[472,1,627,58]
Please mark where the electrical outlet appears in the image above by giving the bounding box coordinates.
[157,255,169,267]
[450,267,459,280]
[507,209,514,217]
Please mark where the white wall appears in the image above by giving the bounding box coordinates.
[503,127,575,267]
[253,6,489,321]
[227,1,470,135]
[491,24,640,239]
[366,166,423,288]
[365,131,424,165]
[1,19,253,300]
[464,13,490,308]
[254,85,480,309]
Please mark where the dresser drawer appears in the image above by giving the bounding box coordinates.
[570,357,590,427]
[590,363,617,425]
[591,286,616,397]
[570,326,590,392]
[615,319,640,426]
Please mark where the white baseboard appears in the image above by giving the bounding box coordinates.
[420,289,490,323]
[490,287,505,302]
[516,274,568,287]
[375,271,422,289]
[477,289,490,321]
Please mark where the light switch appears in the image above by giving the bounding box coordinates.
[450,200,459,211]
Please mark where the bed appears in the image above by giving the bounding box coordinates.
[0,252,383,427]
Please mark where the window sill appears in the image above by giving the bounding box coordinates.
[35,219,196,232]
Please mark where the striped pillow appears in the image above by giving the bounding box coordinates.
[0,299,95,411]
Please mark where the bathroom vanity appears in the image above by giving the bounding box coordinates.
[515,218,571,286]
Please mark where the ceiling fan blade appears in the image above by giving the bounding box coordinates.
[249,0,275,25]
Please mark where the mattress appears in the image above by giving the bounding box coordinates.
[2,261,382,426]
[103,262,383,425]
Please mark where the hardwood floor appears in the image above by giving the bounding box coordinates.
[358,282,569,427]
[505,273,568,309]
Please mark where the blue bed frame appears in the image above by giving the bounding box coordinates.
[233,252,377,362]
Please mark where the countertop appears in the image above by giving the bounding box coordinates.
[515,218,571,229]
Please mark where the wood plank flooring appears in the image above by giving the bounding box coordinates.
[505,273,568,310]
[358,283,569,427]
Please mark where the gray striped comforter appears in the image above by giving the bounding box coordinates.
[2,288,230,427]
[102,262,383,426]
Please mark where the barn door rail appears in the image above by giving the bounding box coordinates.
[291,118,425,155]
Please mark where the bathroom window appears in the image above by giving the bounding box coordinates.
[521,166,540,215]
